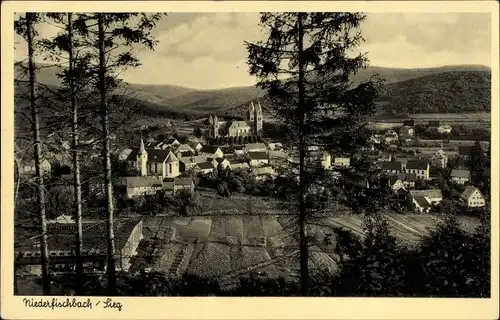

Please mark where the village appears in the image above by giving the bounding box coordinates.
[14,100,490,288]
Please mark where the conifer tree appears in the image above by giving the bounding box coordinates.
[246,13,381,295]
[14,12,52,295]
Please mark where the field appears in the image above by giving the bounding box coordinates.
[136,213,480,286]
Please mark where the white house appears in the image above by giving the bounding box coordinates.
[437,125,452,134]
[431,149,448,169]
[405,161,430,180]
[333,157,351,168]
[451,169,471,185]
[198,146,224,159]
[249,152,269,167]
[251,166,277,181]
[245,143,267,153]
[408,189,443,213]
[195,162,215,174]
[460,186,486,208]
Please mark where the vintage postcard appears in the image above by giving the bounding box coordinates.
[1,1,498,319]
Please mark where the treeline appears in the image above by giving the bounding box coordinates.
[46,212,490,297]
[378,71,491,114]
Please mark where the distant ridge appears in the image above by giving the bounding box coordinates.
[14,63,491,122]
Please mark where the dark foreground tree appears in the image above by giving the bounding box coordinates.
[246,12,381,295]
[15,12,52,295]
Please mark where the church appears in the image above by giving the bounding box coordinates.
[207,101,263,138]
[126,138,180,179]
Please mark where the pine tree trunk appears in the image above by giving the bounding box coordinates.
[97,13,117,295]
[297,12,309,296]
[67,12,84,295]
[26,12,51,295]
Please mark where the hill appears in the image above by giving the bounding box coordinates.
[377,70,491,114]
[14,63,492,124]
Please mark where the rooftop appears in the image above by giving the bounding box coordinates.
[406,161,428,170]
[451,169,471,179]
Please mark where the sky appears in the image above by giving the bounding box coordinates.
[14,12,492,90]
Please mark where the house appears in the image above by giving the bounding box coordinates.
[407,189,443,213]
[383,130,398,144]
[450,169,471,185]
[126,139,180,179]
[215,158,231,170]
[251,166,277,181]
[437,124,452,134]
[431,149,448,169]
[175,144,195,155]
[234,146,246,156]
[115,176,164,198]
[188,142,203,152]
[15,218,143,274]
[165,137,181,148]
[333,156,351,168]
[229,160,250,171]
[198,145,224,159]
[173,178,195,194]
[118,148,133,161]
[267,142,283,151]
[405,161,430,180]
[268,150,289,167]
[381,161,403,174]
[196,162,215,174]
[249,152,269,167]
[245,143,267,153]
[18,158,52,177]
[458,146,472,160]
[388,172,417,189]
[387,175,407,194]
[399,126,414,141]
[178,155,207,173]
[460,186,486,208]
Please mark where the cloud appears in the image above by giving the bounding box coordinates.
[14,12,492,89]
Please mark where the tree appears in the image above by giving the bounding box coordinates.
[41,12,88,293]
[70,12,166,295]
[193,127,203,138]
[246,13,380,295]
[468,140,487,181]
[15,12,52,295]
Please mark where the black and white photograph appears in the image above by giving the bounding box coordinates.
[1,1,498,318]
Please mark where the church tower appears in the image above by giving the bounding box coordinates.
[138,137,148,176]
[248,102,255,122]
[213,115,219,138]
[208,115,213,138]
[254,101,263,134]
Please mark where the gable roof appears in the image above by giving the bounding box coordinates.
[116,176,163,188]
[381,161,402,171]
[409,189,443,199]
[406,161,428,170]
[461,186,482,199]
[269,150,289,160]
[249,151,269,160]
[414,197,431,209]
[451,169,471,179]
[175,144,194,152]
[126,148,173,163]
[228,121,251,130]
[245,143,267,150]
[197,162,215,170]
